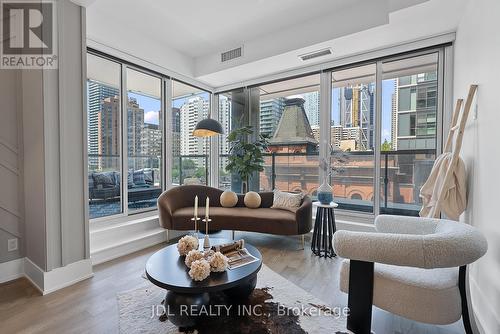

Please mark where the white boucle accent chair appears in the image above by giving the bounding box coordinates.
[333,215,488,334]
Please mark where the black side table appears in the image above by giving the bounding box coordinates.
[311,202,338,258]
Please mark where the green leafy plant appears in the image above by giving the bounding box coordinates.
[225,126,269,192]
[381,139,393,151]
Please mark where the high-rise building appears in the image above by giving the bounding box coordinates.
[180,96,209,157]
[87,80,119,169]
[98,96,121,170]
[303,91,320,126]
[337,84,375,150]
[142,123,161,161]
[391,83,398,150]
[127,98,145,170]
[172,107,181,158]
[97,96,146,170]
[90,86,164,172]
[260,98,285,137]
[218,96,231,155]
[393,72,438,150]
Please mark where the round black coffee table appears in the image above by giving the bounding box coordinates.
[145,238,262,329]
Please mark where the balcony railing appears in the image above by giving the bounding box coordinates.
[173,154,209,186]
[88,149,435,219]
[222,149,435,216]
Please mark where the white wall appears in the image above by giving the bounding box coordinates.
[454,0,500,333]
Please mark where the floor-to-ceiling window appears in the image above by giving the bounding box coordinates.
[87,53,166,219]
[87,51,213,221]
[87,54,123,219]
[171,80,211,187]
[379,53,439,215]
[330,64,376,213]
[217,75,321,195]
[218,90,246,190]
[125,68,163,212]
[87,46,446,222]
[215,48,445,218]
[258,74,321,196]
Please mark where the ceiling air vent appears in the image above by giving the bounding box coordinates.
[221,47,243,63]
[299,48,333,61]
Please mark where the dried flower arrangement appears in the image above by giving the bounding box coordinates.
[177,235,199,256]
[178,237,229,281]
[209,251,229,272]
[185,249,204,268]
[188,259,211,281]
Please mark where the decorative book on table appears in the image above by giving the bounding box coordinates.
[211,239,259,270]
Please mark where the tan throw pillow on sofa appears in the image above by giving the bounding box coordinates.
[220,190,238,207]
[244,191,261,209]
[271,190,302,211]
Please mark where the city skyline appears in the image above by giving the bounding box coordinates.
[88,69,437,170]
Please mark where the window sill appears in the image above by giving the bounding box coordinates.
[90,209,159,232]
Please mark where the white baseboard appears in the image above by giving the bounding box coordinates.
[470,275,499,334]
[23,257,45,292]
[0,258,24,283]
[2,257,93,295]
[43,259,93,295]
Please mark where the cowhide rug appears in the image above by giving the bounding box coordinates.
[117,264,351,334]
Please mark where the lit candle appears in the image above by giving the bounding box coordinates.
[205,197,210,218]
[194,195,198,218]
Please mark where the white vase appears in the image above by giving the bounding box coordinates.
[317,178,333,204]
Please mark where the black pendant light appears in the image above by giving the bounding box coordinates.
[193,118,224,137]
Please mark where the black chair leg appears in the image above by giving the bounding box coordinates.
[347,260,374,334]
[459,265,474,334]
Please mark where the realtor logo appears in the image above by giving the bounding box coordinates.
[1,0,57,68]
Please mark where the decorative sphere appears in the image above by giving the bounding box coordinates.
[244,191,261,209]
[220,190,238,207]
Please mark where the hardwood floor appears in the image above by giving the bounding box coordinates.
[0,231,465,334]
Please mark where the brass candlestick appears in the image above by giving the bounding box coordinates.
[190,217,201,238]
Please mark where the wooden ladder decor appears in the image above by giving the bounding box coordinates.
[427,84,477,218]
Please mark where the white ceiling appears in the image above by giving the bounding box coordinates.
[87,0,359,58]
[85,0,469,88]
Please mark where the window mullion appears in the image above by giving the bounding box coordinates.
[374,61,383,217]
[210,93,219,188]
[319,71,332,183]
[121,65,129,215]
[164,78,173,190]
[436,48,446,156]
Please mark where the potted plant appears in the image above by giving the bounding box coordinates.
[225,126,269,193]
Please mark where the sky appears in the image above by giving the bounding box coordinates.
[129,83,395,143]
[129,92,160,125]
[329,79,395,143]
